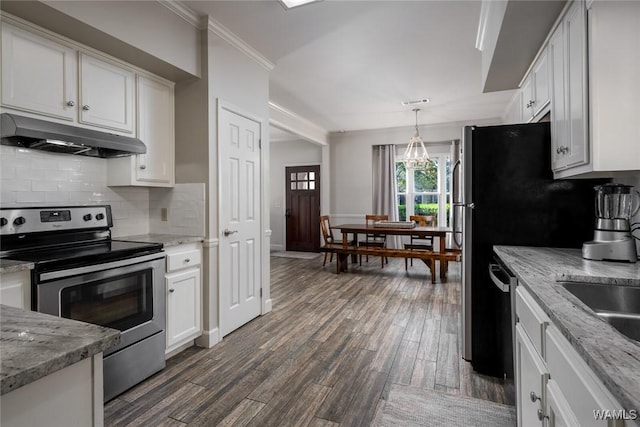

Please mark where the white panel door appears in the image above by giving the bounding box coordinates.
[219,105,262,337]
[79,53,134,133]
[1,23,76,120]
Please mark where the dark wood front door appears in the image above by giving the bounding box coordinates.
[286,165,320,252]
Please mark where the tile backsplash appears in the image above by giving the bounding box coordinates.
[149,183,206,237]
[0,145,206,238]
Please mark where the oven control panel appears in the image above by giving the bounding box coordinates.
[0,205,113,235]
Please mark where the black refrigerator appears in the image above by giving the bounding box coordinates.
[455,122,605,378]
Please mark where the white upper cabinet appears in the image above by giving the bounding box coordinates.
[1,20,135,136]
[520,48,551,123]
[550,0,589,172]
[532,51,550,118]
[78,53,134,133]
[1,16,176,188]
[552,0,640,178]
[107,74,175,187]
[1,23,77,121]
[135,75,174,185]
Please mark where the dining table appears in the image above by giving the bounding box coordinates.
[330,223,455,280]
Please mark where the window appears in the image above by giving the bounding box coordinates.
[396,154,451,226]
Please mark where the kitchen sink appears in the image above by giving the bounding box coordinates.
[560,282,640,342]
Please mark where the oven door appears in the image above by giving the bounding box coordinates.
[36,253,166,356]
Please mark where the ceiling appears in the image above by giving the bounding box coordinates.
[183,1,562,136]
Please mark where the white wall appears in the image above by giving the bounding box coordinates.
[329,118,501,224]
[269,139,323,251]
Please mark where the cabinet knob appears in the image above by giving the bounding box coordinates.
[82,105,90,111]
[184,258,190,263]
[537,409,549,421]
[530,391,540,402]
[66,100,75,107]
[139,165,147,170]
[169,288,175,293]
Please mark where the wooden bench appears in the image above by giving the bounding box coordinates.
[331,245,461,283]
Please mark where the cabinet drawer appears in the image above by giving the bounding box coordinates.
[166,249,201,272]
[516,286,550,357]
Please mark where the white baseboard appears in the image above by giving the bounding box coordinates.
[262,298,272,314]
[195,327,220,348]
[270,244,285,252]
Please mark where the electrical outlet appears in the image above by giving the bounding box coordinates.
[161,208,168,222]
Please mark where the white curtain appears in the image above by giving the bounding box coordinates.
[372,144,399,247]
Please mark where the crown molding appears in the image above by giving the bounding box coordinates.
[269,102,329,146]
[207,17,274,71]
[157,0,202,28]
[159,0,274,71]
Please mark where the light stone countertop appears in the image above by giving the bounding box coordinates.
[0,304,120,395]
[116,233,204,248]
[0,259,34,274]
[493,246,640,418]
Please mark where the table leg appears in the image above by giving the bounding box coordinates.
[439,235,448,281]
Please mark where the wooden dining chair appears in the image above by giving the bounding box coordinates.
[359,214,388,267]
[319,215,338,267]
[404,214,436,270]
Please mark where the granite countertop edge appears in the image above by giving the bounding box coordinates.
[0,259,34,274]
[1,305,120,396]
[116,233,205,248]
[493,246,640,416]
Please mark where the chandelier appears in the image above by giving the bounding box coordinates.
[403,108,430,170]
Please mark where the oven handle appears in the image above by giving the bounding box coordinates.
[39,252,166,281]
[488,263,516,293]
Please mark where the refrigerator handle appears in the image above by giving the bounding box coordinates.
[452,159,462,247]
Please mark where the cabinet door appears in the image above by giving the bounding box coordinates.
[136,75,174,186]
[166,268,201,349]
[532,49,550,117]
[516,324,548,427]
[549,22,568,171]
[79,53,134,133]
[546,380,580,427]
[0,270,30,309]
[1,23,76,121]
[563,0,588,168]
[520,76,535,122]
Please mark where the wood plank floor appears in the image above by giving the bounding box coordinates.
[105,256,514,426]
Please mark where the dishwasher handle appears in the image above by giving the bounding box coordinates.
[488,263,516,293]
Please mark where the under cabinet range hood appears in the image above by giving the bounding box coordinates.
[0,113,146,158]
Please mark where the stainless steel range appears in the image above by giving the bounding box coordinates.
[0,205,166,401]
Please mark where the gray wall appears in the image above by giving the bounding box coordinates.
[269,139,323,251]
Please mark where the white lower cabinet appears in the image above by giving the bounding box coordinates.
[164,243,202,355]
[0,270,30,309]
[515,286,629,427]
[515,324,548,427]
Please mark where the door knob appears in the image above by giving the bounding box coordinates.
[223,229,238,236]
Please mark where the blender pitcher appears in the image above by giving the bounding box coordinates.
[594,183,640,231]
[583,183,639,262]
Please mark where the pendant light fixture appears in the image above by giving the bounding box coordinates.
[403,108,430,169]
